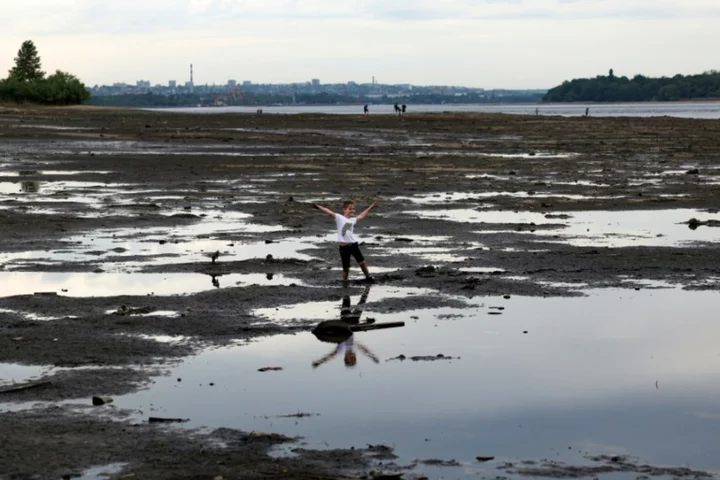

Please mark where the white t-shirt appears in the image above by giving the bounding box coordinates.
[336,336,355,354]
[335,214,358,243]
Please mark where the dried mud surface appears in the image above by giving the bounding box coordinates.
[1,105,720,479]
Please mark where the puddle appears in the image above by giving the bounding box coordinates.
[459,267,506,273]
[10,124,96,131]
[0,170,111,177]
[0,307,67,321]
[253,285,437,324]
[134,334,191,344]
[74,463,127,480]
[409,208,720,247]
[0,364,49,388]
[400,191,624,205]
[111,287,720,478]
[0,221,310,272]
[0,272,304,298]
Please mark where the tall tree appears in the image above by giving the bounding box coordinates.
[8,40,45,82]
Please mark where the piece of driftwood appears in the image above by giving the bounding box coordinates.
[0,380,52,394]
[351,321,404,332]
[148,417,189,423]
[312,320,405,343]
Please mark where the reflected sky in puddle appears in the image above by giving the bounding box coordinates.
[0,272,303,298]
[0,364,49,387]
[400,191,624,204]
[253,285,437,323]
[0,307,67,321]
[74,463,127,480]
[410,208,720,247]
[0,218,312,271]
[112,287,720,477]
[0,170,111,177]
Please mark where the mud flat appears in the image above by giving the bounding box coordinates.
[2,106,720,479]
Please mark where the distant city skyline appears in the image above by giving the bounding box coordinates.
[1,0,718,89]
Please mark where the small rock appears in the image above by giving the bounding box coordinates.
[92,396,113,406]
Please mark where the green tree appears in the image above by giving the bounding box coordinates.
[40,70,91,104]
[7,40,45,82]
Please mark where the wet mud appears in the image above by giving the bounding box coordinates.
[2,105,720,478]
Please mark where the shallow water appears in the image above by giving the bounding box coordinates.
[409,208,720,247]
[0,272,303,298]
[0,363,49,388]
[149,102,720,119]
[110,286,720,478]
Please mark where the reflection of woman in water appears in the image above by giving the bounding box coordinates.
[312,286,379,369]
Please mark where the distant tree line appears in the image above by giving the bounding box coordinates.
[0,40,90,105]
[88,91,543,108]
[543,69,720,102]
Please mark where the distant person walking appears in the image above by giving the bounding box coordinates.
[584,107,590,117]
[401,104,407,114]
[393,103,400,115]
[363,104,369,114]
[313,200,378,282]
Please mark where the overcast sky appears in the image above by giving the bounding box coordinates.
[0,0,717,89]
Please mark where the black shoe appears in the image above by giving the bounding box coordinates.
[365,276,376,283]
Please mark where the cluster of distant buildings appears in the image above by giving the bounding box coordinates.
[88,77,543,104]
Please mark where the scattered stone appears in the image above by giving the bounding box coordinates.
[92,396,113,406]
[258,367,283,372]
[476,456,495,462]
[686,168,700,174]
[415,265,436,276]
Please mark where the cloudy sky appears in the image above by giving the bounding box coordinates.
[0,0,717,89]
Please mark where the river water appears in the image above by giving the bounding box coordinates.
[151,101,720,119]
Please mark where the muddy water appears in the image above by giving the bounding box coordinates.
[111,286,720,477]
